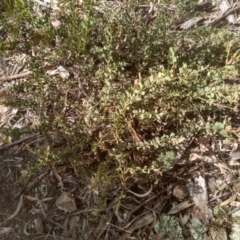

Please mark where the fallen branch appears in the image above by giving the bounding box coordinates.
[208,4,240,26]
[0,134,40,151]
[0,71,32,81]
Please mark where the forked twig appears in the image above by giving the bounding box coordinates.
[0,134,40,151]
[208,4,240,26]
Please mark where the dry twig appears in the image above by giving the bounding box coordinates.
[0,71,32,81]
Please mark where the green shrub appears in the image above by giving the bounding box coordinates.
[1,0,240,195]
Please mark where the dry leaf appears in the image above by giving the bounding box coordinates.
[46,65,70,79]
[229,151,240,161]
[208,177,217,194]
[6,194,23,221]
[51,19,61,28]
[69,216,78,230]
[0,104,9,113]
[51,165,63,188]
[124,211,154,233]
[0,227,12,235]
[57,66,70,79]
[220,192,237,207]
[168,201,194,214]
[97,213,113,239]
[63,215,70,229]
[179,212,190,225]
[229,201,240,207]
[34,218,44,234]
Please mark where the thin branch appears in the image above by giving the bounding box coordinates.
[0,71,33,81]
[0,134,40,151]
